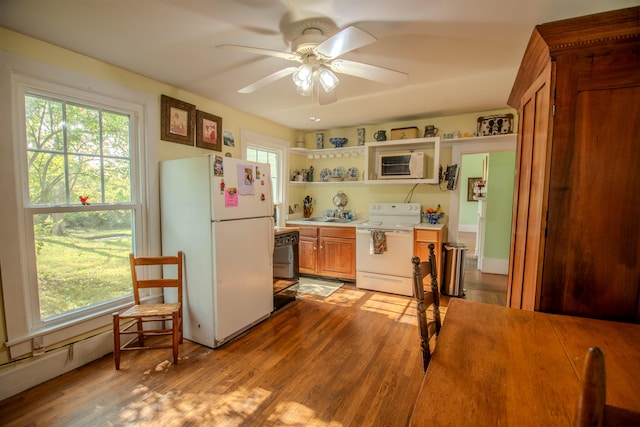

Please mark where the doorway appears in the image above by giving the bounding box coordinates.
[448,137,516,275]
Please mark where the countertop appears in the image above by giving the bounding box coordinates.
[414,223,446,230]
[286,218,447,229]
[285,218,365,227]
[274,226,300,235]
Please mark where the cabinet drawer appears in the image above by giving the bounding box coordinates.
[319,226,355,239]
[297,226,318,238]
[415,229,439,242]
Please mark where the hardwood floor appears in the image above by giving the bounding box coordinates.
[462,268,508,306]
[0,273,506,426]
[0,286,427,427]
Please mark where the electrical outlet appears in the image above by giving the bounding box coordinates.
[32,336,45,356]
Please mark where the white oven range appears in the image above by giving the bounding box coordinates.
[356,203,421,296]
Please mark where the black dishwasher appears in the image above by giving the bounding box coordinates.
[273,229,299,311]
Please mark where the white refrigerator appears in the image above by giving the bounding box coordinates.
[160,155,274,348]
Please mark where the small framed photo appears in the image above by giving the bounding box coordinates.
[196,110,222,151]
[467,177,483,202]
[161,95,195,146]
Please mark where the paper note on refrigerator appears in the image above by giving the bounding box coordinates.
[225,187,238,207]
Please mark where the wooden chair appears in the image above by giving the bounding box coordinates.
[574,347,640,427]
[112,251,184,370]
[412,242,442,373]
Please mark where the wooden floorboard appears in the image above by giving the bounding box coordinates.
[463,268,508,306]
[0,286,425,427]
[0,272,506,426]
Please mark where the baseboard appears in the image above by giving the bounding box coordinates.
[480,257,509,275]
[0,331,113,401]
[458,224,478,233]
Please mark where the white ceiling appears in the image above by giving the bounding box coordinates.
[1,0,638,130]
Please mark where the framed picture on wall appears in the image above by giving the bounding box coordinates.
[196,110,222,151]
[160,95,195,146]
[467,177,483,201]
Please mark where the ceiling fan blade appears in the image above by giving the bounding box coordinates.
[319,89,337,105]
[314,26,376,59]
[238,67,298,93]
[329,59,408,85]
[217,44,301,62]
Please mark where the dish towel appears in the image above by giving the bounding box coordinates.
[370,230,387,254]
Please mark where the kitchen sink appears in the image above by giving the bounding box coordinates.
[302,217,353,223]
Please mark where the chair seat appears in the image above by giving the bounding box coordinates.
[119,302,181,318]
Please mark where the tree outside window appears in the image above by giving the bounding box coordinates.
[25,94,135,321]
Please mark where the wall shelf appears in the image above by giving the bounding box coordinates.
[290,180,364,186]
[364,137,441,184]
[439,133,516,147]
[288,134,516,186]
[291,145,364,159]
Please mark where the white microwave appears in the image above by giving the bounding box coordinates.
[378,151,426,179]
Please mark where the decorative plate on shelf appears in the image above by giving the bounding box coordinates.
[332,166,345,178]
[320,168,331,182]
[346,167,359,180]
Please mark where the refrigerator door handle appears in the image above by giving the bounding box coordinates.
[269,217,275,263]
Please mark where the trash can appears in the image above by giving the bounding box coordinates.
[442,242,467,297]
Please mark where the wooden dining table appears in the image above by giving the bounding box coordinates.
[410,298,640,426]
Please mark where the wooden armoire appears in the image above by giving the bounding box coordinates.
[507,7,640,322]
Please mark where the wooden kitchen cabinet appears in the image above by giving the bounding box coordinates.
[506,7,640,322]
[290,225,356,280]
[318,226,356,280]
[414,226,447,280]
[297,226,319,275]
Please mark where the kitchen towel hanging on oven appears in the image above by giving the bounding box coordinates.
[370,230,387,254]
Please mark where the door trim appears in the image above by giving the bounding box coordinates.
[448,136,517,243]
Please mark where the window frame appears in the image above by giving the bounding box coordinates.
[0,54,160,359]
[240,129,290,227]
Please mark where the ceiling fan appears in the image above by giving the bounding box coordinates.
[217,17,408,105]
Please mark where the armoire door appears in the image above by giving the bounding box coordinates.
[541,48,640,321]
[507,62,554,310]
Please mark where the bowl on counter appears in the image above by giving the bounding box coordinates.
[423,212,444,224]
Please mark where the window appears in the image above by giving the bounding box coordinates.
[246,146,280,204]
[241,130,290,226]
[25,94,137,323]
[0,58,159,358]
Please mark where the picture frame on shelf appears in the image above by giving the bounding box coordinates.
[160,95,195,146]
[477,114,514,136]
[467,177,483,201]
[196,110,222,151]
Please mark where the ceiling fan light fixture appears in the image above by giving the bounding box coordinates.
[318,67,339,92]
[292,64,313,91]
[297,83,313,96]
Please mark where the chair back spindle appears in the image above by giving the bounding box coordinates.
[412,243,442,372]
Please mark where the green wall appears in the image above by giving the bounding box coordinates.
[484,151,516,260]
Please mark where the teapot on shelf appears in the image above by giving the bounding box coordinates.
[374,130,387,141]
[424,125,439,137]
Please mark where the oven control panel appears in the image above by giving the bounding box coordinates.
[274,231,299,247]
